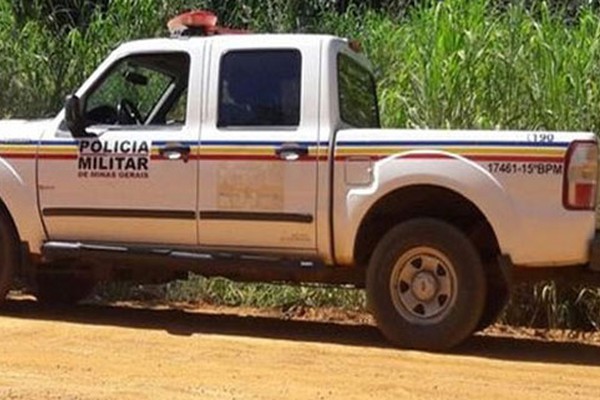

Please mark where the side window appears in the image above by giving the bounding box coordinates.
[218,50,301,128]
[84,52,190,127]
[338,53,380,128]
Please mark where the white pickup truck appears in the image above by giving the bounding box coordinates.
[0,11,598,350]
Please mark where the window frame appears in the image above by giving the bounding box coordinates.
[81,51,191,130]
[216,48,303,130]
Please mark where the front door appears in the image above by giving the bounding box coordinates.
[39,50,200,246]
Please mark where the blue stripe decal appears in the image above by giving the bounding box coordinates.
[0,140,38,145]
[31,139,571,148]
[153,140,322,146]
[150,140,196,146]
[336,140,570,148]
[38,140,78,146]
[39,140,317,147]
[195,141,320,146]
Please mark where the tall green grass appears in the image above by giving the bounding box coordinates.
[3,0,600,330]
[4,0,600,130]
[324,0,600,130]
[0,0,180,117]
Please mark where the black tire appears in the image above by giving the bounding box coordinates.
[36,274,95,305]
[367,218,486,351]
[0,213,19,306]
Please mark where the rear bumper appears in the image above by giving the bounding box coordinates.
[511,231,600,285]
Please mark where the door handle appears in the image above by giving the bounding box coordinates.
[275,143,309,161]
[159,142,191,162]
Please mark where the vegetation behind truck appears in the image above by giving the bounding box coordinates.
[0,11,598,350]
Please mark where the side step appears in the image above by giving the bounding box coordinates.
[41,241,364,286]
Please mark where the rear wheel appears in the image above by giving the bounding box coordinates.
[367,218,486,351]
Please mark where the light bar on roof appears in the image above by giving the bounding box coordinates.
[167,10,248,37]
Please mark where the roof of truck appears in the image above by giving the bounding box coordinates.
[116,33,346,53]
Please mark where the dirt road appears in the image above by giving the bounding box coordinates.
[1,299,600,400]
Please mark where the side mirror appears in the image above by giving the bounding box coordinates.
[64,95,89,137]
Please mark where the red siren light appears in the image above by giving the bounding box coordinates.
[167,10,249,37]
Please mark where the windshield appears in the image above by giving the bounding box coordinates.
[337,53,380,128]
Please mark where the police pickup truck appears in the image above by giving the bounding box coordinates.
[0,11,598,350]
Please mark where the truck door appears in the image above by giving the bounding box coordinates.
[198,43,321,251]
[38,50,200,246]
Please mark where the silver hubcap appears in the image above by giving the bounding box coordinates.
[389,247,457,324]
[412,271,438,301]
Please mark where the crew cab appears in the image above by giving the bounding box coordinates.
[0,11,598,350]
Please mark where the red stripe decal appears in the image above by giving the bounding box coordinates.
[39,154,78,160]
[400,154,453,160]
[1,152,564,164]
[0,153,78,160]
[466,155,564,163]
[0,153,36,159]
[150,154,319,161]
[334,154,564,163]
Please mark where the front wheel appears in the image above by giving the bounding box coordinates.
[367,218,486,351]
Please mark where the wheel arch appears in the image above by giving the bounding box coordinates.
[0,159,46,255]
[0,196,21,243]
[353,184,503,268]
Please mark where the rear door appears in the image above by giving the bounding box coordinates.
[198,41,321,251]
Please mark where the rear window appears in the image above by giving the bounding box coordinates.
[218,49,301,128]
[338,53,379,128]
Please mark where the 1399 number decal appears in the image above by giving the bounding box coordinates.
[487,162,563,175]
